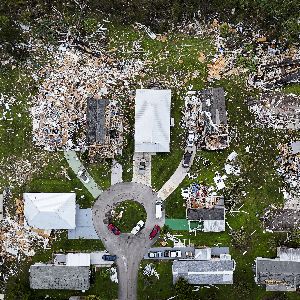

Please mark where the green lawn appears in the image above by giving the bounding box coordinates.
[1,19,300,300]
[112,200,147,232]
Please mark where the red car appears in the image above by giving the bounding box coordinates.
[149,225,160,240]
[108,223,121,235]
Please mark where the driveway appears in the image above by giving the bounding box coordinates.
[111,160,123,185]
[132,152,152,186]
[157,146,196,200]
[64,151,102,198]
[92,182,165,300]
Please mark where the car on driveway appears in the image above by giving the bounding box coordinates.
[108,223,121,235]
[187,130,195,147]
[148,251,163,258]
[102,254,117,261]
[77,169,90,183]
[182,150,193,168]
[149,225,160,240]
[131,220,145,235]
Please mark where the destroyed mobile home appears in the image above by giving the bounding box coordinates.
[182,183,225,232]
[249,92,300,130]
[31,47,144,159]
[249,57,300,89]
[183,87,229,150]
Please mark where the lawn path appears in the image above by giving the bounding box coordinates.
[64,151,102,198]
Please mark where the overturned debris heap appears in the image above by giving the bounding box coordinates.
[183,87,229,150]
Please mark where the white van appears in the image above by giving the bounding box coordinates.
[155,201,162,219]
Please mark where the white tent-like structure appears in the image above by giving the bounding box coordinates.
[24,193,76,229]
[134,89,171,153]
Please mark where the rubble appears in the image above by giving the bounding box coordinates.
[182,87,229,150]
[248,92,300,130]
[31,46,144,157]
[277,142,300,210]
[249,57,300,89]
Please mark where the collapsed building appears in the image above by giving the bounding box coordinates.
[86,97,123,160]
[183,184,225,232]
[249,92,300,130]
[183,87,229,150]
[249,58,300,89]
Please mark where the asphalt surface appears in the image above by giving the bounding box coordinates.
[92,182,165,300]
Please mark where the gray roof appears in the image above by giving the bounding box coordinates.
[173,259,234,285]
[211,247,229,256]
[187,206,225,221]
[256,259,300,291]
[68,205,99,239]
[200,88,227,125]
[277,247,300,261]
[86,98,109,144]
[30,265,90,290]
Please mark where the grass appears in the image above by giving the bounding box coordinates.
[138,260,174,300]
[282,83,300,95]
[112,200,147,232]
[1,20,300,300]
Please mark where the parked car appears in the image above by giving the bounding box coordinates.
[102,254,117,261]
[131,220,145,235]
[171,250,182,258]
[164,250,182,258]
[155,200,162,219]
[148,251,163,258]
[164,250,170,257]
[108,223,121,235]
[77,169,90,183]
[185,251,194,258]
[149,225,160,240]
[187,131,195,147]
[182,150,193,168]
[139,159,146,171]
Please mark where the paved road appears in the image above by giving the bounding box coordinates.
[132,152,152,186]
[92,182,165,300]
[64,151,102,198]
[157,146,196,200]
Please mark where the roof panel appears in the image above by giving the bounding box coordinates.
[134,89,171,152]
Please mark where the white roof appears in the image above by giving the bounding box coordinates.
[66,253,90,266]
[134,89,171,152]
[24,193,76,229]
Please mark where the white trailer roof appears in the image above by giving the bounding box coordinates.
[134,89,171,152]
[24,193,76,229]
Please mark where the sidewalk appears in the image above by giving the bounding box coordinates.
[64,151,102,198]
